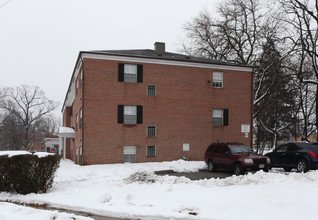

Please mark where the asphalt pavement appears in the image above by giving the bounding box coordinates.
[155,169,234,180]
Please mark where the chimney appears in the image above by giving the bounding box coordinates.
[154,42,165,55]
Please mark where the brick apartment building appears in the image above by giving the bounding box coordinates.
[60,42,253,165]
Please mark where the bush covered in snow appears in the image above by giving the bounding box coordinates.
[0,153,61,194]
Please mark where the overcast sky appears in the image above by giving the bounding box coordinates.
[0,0,218,116]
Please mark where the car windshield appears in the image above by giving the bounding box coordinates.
[229,145,253,154]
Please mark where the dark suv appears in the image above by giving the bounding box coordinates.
[265,142,318,172]
[204,142,271,175]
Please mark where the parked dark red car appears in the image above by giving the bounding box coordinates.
[204,142,271,175]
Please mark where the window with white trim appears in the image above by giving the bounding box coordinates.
[213,72,223,88]
[147,146,156,157]
[118,63,143,83]
[76,78,79,95]
[76,113,79,130]
[147,85,156,96]
[147,126,156,137]
[79,108,83,128]
[118,105,143,124]
[80,69,83,86]
[213,109,223,126]
[213,109,229,126]
[124,64,137,82]
[123,146,136,163]
[79,146,83,165]
[124,106,137,124]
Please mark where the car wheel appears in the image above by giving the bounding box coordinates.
[296,159,309,173]
[233,163,244,175]
[208,160,215,172]
[283,167,292,172]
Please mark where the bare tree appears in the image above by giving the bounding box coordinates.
[183,0,264,65]
[280,0,318,140]
[0,85,59,149]
[183,0,290,118]
[295,81,317,140]
[0,113,24,150]
[0,0,13,8]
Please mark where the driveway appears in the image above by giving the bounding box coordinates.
[155,169,233,180]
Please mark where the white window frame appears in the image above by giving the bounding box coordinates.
[79,108,83,128]
[124,64,137,83]
[80,69,83,86]
[147,85,156,96]
[213,72,223,88]
[76,113,79,130]
[123,146,136,163]
[124,106,137,124]
[76,78,79,94]
[146,146,156,157]
[213,109,223,126]
[147,126,156,137]
[79,146,83,165]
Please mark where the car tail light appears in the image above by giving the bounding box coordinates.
[204,152,207,158]
[309,151,318,158]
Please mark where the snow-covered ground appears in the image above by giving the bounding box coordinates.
[1,159,318,220]
[0,202,93,220]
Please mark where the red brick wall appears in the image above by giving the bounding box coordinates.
[80,58,253,165]
[63,107,71,127]
[63,69,83,163]
[73,69,83,163]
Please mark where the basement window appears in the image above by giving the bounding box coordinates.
[123,146,136,163]
[147,146,156,157]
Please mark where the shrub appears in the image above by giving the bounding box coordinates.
[0,153,61,194]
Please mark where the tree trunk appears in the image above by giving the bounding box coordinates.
[25,126,29,149]
[273,133,278,149]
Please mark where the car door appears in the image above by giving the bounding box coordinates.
[218,146,232,169]
[271,144,288,166]
[284,143,300,166]
[212,145,223,166]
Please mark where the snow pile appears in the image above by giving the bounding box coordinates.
[34,152,55,158]
[0,151,54,158]
[0,151,31,157]
[1,159,318,220]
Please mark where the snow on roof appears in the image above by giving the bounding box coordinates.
[58,127,75,134]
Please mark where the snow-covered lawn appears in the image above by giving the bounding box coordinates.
[1,159,318,220]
